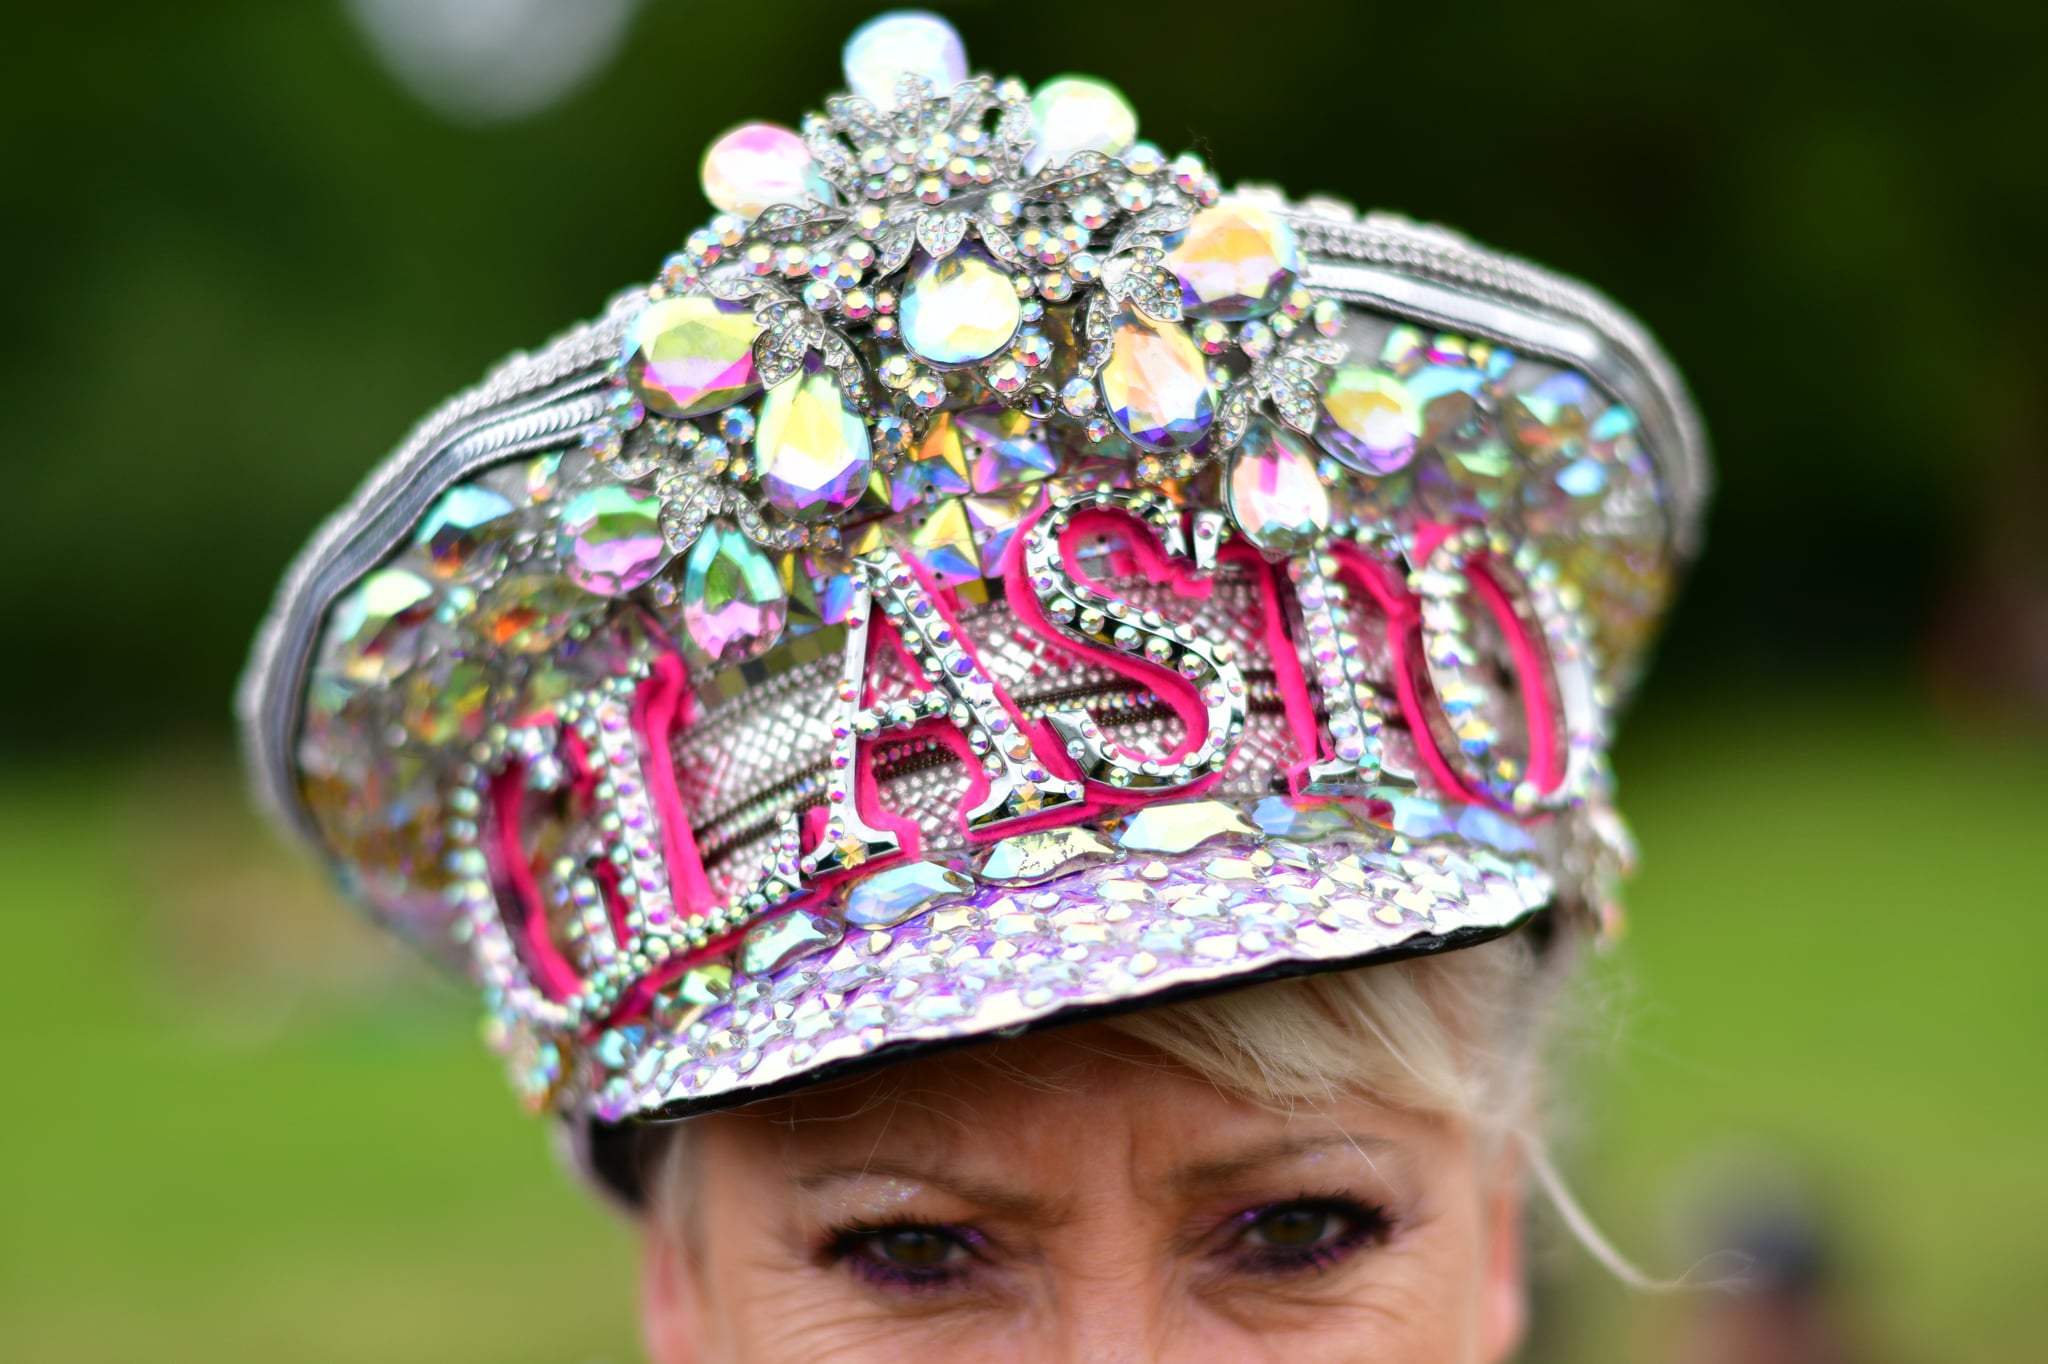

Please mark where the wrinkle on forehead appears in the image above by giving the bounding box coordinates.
[721,1025,1430,1219]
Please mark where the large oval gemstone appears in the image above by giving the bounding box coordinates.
[1097,305,1213,451]
[622,296,761,418]
[700,122,830,216]
[557,486,669,595]
[842,12,967,108]
[1025,77,1137,173]
[756,369,874,520]
[1316,366,1422,474]
[1165,200,1301,321]
[1227,419,1329,555]
[900,246,1021,367]
[679,523,788,668]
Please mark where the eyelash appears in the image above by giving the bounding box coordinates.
[1229,1194,1396,1276]
[822,1196,1394,1294]
[825,1222,983,1293]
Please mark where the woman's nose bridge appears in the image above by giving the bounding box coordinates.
[1039,1249,1187,1364]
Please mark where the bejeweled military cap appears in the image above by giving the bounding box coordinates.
[242,11,1707,1199]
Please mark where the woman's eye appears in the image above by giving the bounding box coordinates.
[1245,1204,1349,1250]
[1229,1198,1391,1274]
[866,1226,965,1270]
[829,1223,980,1289]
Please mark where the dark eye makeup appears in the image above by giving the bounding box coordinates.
[822,1194,1394,1295]
[1228,1195,1395,1275]
[825,1221,986,1292]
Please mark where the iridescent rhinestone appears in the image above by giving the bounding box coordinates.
[1379,326,1428,374]
[962,485,1047,574]
[320,569,435,684]
[1456,804,1537,853]
[781,544,859,637]
[700,122,830,217]
[558,486,669,595]
[756,368,874,520]
[414,484,517,581]
[739,909,844,976]
[1024,76,1137,173]
[887,410,974,510]
[1098,304,1213,452]
[812,554,860,624]
[1414,433,1519,520]
[1524,396,1659,537]
[841,11,968,108]
[1411,375,1517,520]
[400,655,490,745]
[512,612,655,717]
[300,747,448,925]
[526,453,563,503]
[1316,366,1422,475]
[899,245,1021,366]
[475,573,591,654]
[1408,363,1486,435]
[844,861,975,928]
[622,296,762,419]
[1249,796,1370,841]
[955,405,1055,489]
[1116,800,1259,854]
[1226,419,1329,555]
[778,550,824,637]
[980,827,1116,883]
[908,498,981,584]
[1164,200,1301,321]
[1379,793,1458,841]
[675,962,735,1008]
[1504,372,1599,465]
[678,522,788,668]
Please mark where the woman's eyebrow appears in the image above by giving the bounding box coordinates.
[793,1159,1051,1219]
[1170,1132,1400,1192]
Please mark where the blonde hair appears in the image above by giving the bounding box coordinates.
[1097,931,1562,1148]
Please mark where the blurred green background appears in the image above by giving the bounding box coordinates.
[2,1,2043,1360]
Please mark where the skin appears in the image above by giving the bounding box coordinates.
[641,1025,1527,1363]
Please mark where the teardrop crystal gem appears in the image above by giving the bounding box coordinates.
[1227,419,1329,555]
[1097,305,1214,452]
[1164,200,1301,321]
[756,368,874,521]
[622,296,762,418]
[1316,365,1422,474]
[842,12,968,108]
[679,523,788,668]
[1024,77,1137,173]
[700,122,830,216]
[900,245,1022,367]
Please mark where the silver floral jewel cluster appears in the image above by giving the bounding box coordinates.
[577,8,1352,589]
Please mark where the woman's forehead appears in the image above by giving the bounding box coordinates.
[709,1025,1444,1189]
